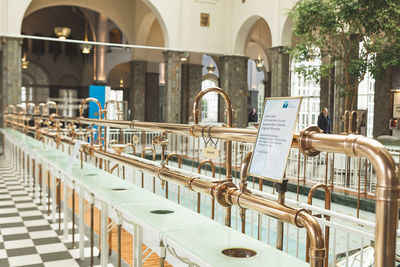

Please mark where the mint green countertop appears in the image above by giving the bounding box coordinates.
[1,128,309,267]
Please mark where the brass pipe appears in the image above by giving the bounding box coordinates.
[306,184,331,267]
[193,87,233,226]
[21,104,400,266]
[141,147,156,192]
[198,159,216,218]
[350,110,358,134]
[93,149,325,266]
[239,152,252,234]
[343,110,350,134]
[300,131,399,266]
[46,100,59,115]
[166,153,182,200]
[104,100,123,120]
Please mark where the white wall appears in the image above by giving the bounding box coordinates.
[1,0,298,56]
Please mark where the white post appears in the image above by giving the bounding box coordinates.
[63,175,69,240]
[79,185,85,260]
[100,201,108,267]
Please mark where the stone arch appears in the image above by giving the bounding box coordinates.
[281,15,294,47]
[233,15,272,55]
[140,0,170,47]
[107,62,130,89]
[57,74,79,86]
[22,61,50,85]
[23,0,133,43]
[135,12,157,45]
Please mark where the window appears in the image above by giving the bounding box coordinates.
[200,79,218,123]
[290,57,321,132]
[107,90,124,120]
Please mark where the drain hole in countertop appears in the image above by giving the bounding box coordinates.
[150,210,174,215]
[221,248,257,258]
[111,188,128,191]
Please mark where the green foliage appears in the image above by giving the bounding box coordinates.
[288,0,400,109]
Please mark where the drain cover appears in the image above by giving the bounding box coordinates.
[150,210,174,215]
[221,248,257,258]
[111,188,128,191]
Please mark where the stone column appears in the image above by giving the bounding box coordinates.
[181,64,202,123]
[163,51,182,123]
[129,61,147,121]
[269,46,290,97]
[0,38,21,125]
[219,55,248,128]
[264,72,271,97]
[94,14,108,83]
[145,72,160,122]
[373,67,394,138]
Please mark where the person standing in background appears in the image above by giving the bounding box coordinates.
[317,108,331,133]
[248,108,258,123]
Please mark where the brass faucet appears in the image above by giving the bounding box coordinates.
[104,100,123,120]
[79,98,104,151]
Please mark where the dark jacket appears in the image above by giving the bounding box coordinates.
[248,112,258,122]
[317,112,330,133]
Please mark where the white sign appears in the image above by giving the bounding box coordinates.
[249,97,302,182]
[66,141,82,172]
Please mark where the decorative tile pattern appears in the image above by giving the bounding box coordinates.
[0,159,109,267]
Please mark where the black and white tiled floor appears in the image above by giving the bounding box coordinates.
[0,159,112,267]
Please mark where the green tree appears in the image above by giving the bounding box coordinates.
[288,0,400,111]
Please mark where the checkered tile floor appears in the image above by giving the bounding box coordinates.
[0,158,114,267]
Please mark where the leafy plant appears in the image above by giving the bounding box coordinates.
[288,0,400,110]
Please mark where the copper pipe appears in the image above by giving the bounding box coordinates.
[350,110,358,134]
[166,153,182,200]
[22,105,400,266]
[300,131,398,266]
[239,152,252,234]
[141,147,156,191]
[104,100,123,120]
[197,159,216,215]
[94,148,325,266]
[193,87,233,227]
[306,184,331,267]
[343,110,350,134]
[46,100,59,115]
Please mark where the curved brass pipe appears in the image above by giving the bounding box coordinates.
[349,110,358,134]
[198,159,215,177]
[193,87,233,226]
[38,103,46,115]
[15,104,26,113]
[141,147,156,160]
[342,110,350,134]
[46,100,58,115]
[6,105,15,114]
[166,153,182,167]
[239,152,253,233]
[193,87,232,126]
[79,98,103,118]
[26,103,37,114]
[104,100,123,120]
[300,131,398,266]
[306,184,331,266]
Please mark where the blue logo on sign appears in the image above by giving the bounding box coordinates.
[282,101,289,108]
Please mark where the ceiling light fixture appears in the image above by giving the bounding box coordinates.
[54,27,71,40]
[206,62,216,73]
[80,19,92,54]
[21,51,29,69]
[254,22,264,72]
[180,52,190,62]
[119,77,124,88]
